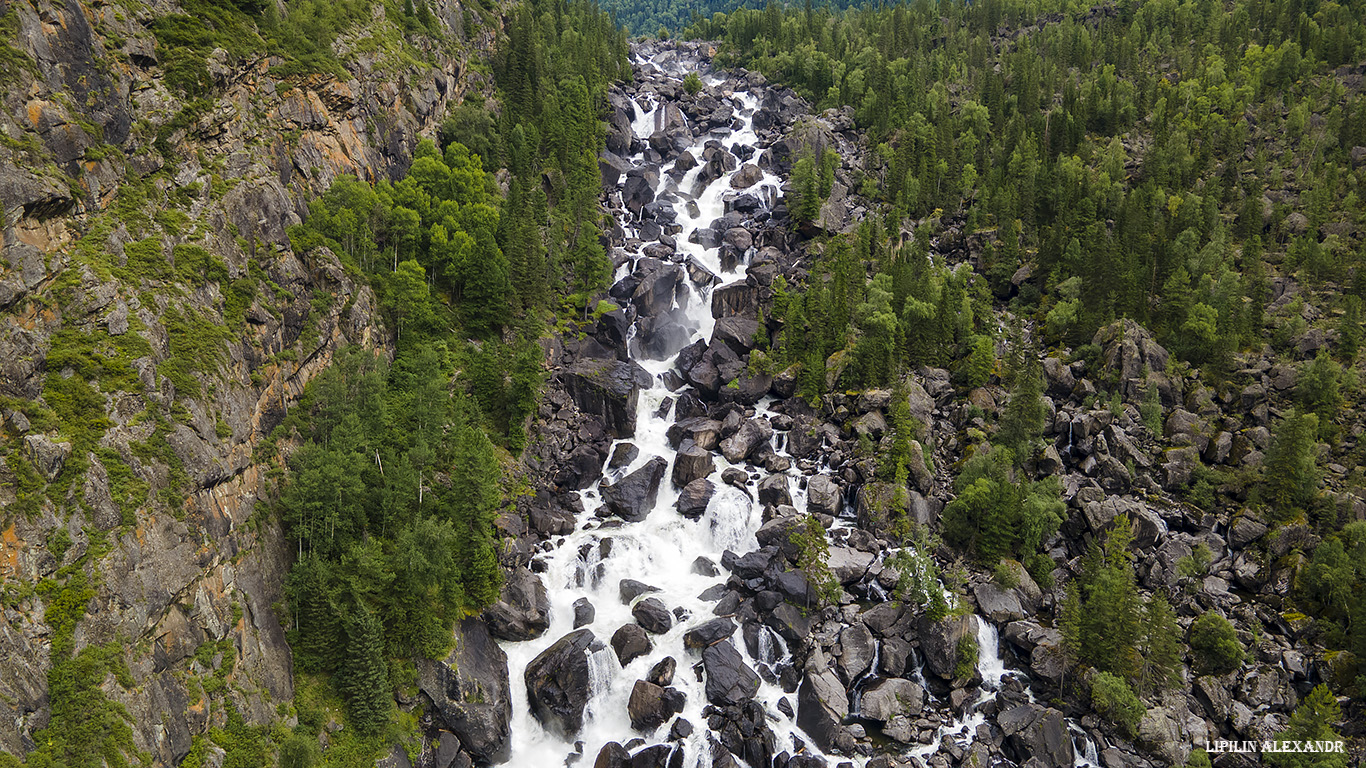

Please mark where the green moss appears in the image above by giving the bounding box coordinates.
[121,236,171,282]
[27,572,142,766]
[154,208,192,236]
[46,527,72,563]
[158,304,234,397]
[173,243,228,284]
[129,414,191,518]
[45,326,152,393]
[95,448,149,526]
[3,451,47,520]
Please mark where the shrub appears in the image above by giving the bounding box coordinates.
[954,634,980,679]
[683,71,703,95]
[1091,671,1145,737]
[1189,611,1244,674]
[993,559,1020,589]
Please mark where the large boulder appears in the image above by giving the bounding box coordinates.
[417,619,512,763]
[711,316,761,355]
[859,678,924,723]
[999,704,1074,766]
[632,597,673,635]
[684,618,737,649]
[600,457,668,522]
[672,445,715,487]
[666,417,723,450]
[702,640,761,706]
[483,567,551,641]
[676,478,716,518]
[919,613,978,680]
[806,475,841,516]
[1093,319,1170,402]
[836,624,875,684]
[719,419,773,463]
[560,359,653,439]
[627,680,685,732]
[23,434,71,480]
[611,624,653,666]
[525,629,600,738]
[973,582,1025,624]
[756,474,790,506]
[711,281,758,318]
[796,655,849,752]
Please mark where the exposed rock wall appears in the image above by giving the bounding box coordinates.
[0,0,498,761]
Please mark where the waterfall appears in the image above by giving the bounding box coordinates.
[497,48,815,767]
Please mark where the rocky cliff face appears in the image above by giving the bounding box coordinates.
[0,0,496,761]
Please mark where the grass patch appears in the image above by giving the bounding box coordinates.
[158,304,235,398]
[95,448,149,526]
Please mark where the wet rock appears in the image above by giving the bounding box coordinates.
[703,640,761,706]
[629,744,676,768]
[624,170,657,214]
[648,656,676,687]
[610,443,640,469]
[612,624,653,666]
[676,478,716,518]
[573,598,596,629]
[719,419,773,463]
[668,718,693,741]
[672,444,715,487]
[684,618,737,649]
[483,567,551,641]
[418,619,512,763]
[757,474,791,506]
[633,597,674,635]
[628,680,686,731]
[805,475,841,516]
[667,417,723,450]
[796,657,848,752]
[711,281,759,318]
[525,629,601,737]
[999,704,1074,766]
[730,164,763,189]
[919,614,977,680]
[595,742,631,768]
[620,579,661,603]
[600,457,669,522]
[560,359,653,439]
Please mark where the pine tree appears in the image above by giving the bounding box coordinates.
[341,605,391,735]
[1266,685,1347,768]
[449,416,504,608]
[1137,593,1183,694]
[1262,410,1320,521]
[997,355,1046,462]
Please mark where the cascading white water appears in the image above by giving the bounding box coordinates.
[498,54,813,768]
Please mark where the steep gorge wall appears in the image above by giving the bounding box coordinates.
[0,0,495,761]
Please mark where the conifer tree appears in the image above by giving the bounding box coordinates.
[1266,685,1347,768]
[997,355,1046,462]
[1262,410,1321,521]
[449,416,504,608]
[341,605,391,735]
[1137,593,1183,694]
